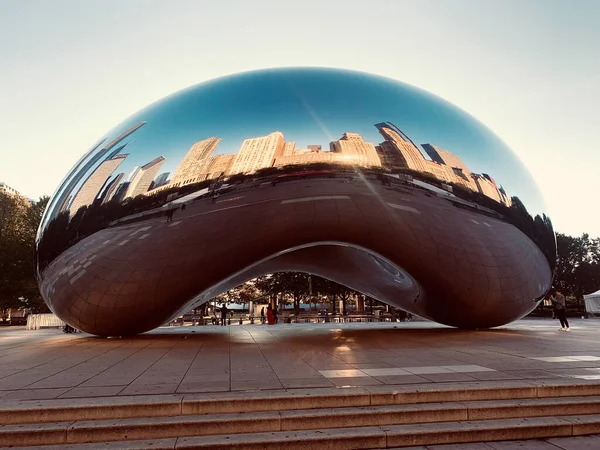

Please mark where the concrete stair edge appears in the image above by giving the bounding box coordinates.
[3,396,600,447]
[2,415,600,450]
[2,379,600,425]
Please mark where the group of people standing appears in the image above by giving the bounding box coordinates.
[260,305,278,325]
[217,304,279,326]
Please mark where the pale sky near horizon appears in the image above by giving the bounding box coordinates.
[1,0,598,237]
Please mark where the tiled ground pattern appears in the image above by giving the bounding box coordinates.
[2,319,600,401]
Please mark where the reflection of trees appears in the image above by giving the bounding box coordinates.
[208,272,398,317]
[442,181,556,269]
[374,165,556,269]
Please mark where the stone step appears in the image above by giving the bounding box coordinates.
[2,396,600,447]
[2,379,599,425]
[3,415,600,449]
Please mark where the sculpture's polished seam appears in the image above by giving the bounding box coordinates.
[35,68,556,336]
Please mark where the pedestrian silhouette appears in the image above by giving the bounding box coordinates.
[165,208,175,222]
[220,304,228,326]
[551,291,570,331]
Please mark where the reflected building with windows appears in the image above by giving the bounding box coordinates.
[229,132,286,175]
[125,156,166,199]
[69,152,129,214]
[35,68,556,337]
[170,137,221,187]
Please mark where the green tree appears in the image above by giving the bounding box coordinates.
[0,193,50,321]
[255,272,311,313]
[554,233,600,304]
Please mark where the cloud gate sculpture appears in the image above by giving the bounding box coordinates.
[35,68,556,336]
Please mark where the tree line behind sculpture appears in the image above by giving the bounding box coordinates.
[0,192,49,321]
[212,273,372,316]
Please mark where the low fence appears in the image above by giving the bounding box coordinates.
[26,314,64,330]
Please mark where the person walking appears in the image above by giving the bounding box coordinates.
[220,304,228,326]
[551,291,570,331]
[266,305,275,325]
[273,304,279,324]
[260,307,265,324]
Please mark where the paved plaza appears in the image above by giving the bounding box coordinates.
[2,318,600,401]
[3,319,600,449]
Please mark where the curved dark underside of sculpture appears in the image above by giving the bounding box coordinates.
[35,68,556,336]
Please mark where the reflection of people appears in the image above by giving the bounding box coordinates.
[181,203,186,211]
[220,304,228,326]
[551,291,570,331]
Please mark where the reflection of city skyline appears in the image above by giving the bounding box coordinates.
[65,120,515,214]
[132,121,511,207]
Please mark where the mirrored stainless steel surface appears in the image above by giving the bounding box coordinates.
[35,68,556,336]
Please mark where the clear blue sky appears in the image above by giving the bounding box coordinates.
[1,0,598,236]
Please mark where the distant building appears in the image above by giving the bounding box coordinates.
[171,137,221,186]
[307,145,322,152]
[69,152,129,214]
[274,151,343,167]
[375,141,407,168]
[100,173,126,204]
[421,143,477,190]
[0,182,23,197]
[111,182,130,203]
[374,121,512,206]
[283,141,296,157]
[153,172,170,188]
[375,123,426,172]
[330,132,381,167]
[472,173,502,203]
[498,185,512,207]
[125,156,166,199]
[229,131,286,175]
[47,121,146,223]
[0,182,29,206]
[204,154,235,180]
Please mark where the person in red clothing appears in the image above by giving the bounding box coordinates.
[266,304,275,325]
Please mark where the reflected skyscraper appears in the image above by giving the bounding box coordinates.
[100,173,126,204]
[153,172,170,188]
[171,137,221,186]
[203,154,235,180]
[111,182,130,203]
[125,156,166,199]
[230,131,285,175]
[69,152,129,214]
[330,133,381,167]
[376,122,427,172]
[45,122,146,223]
